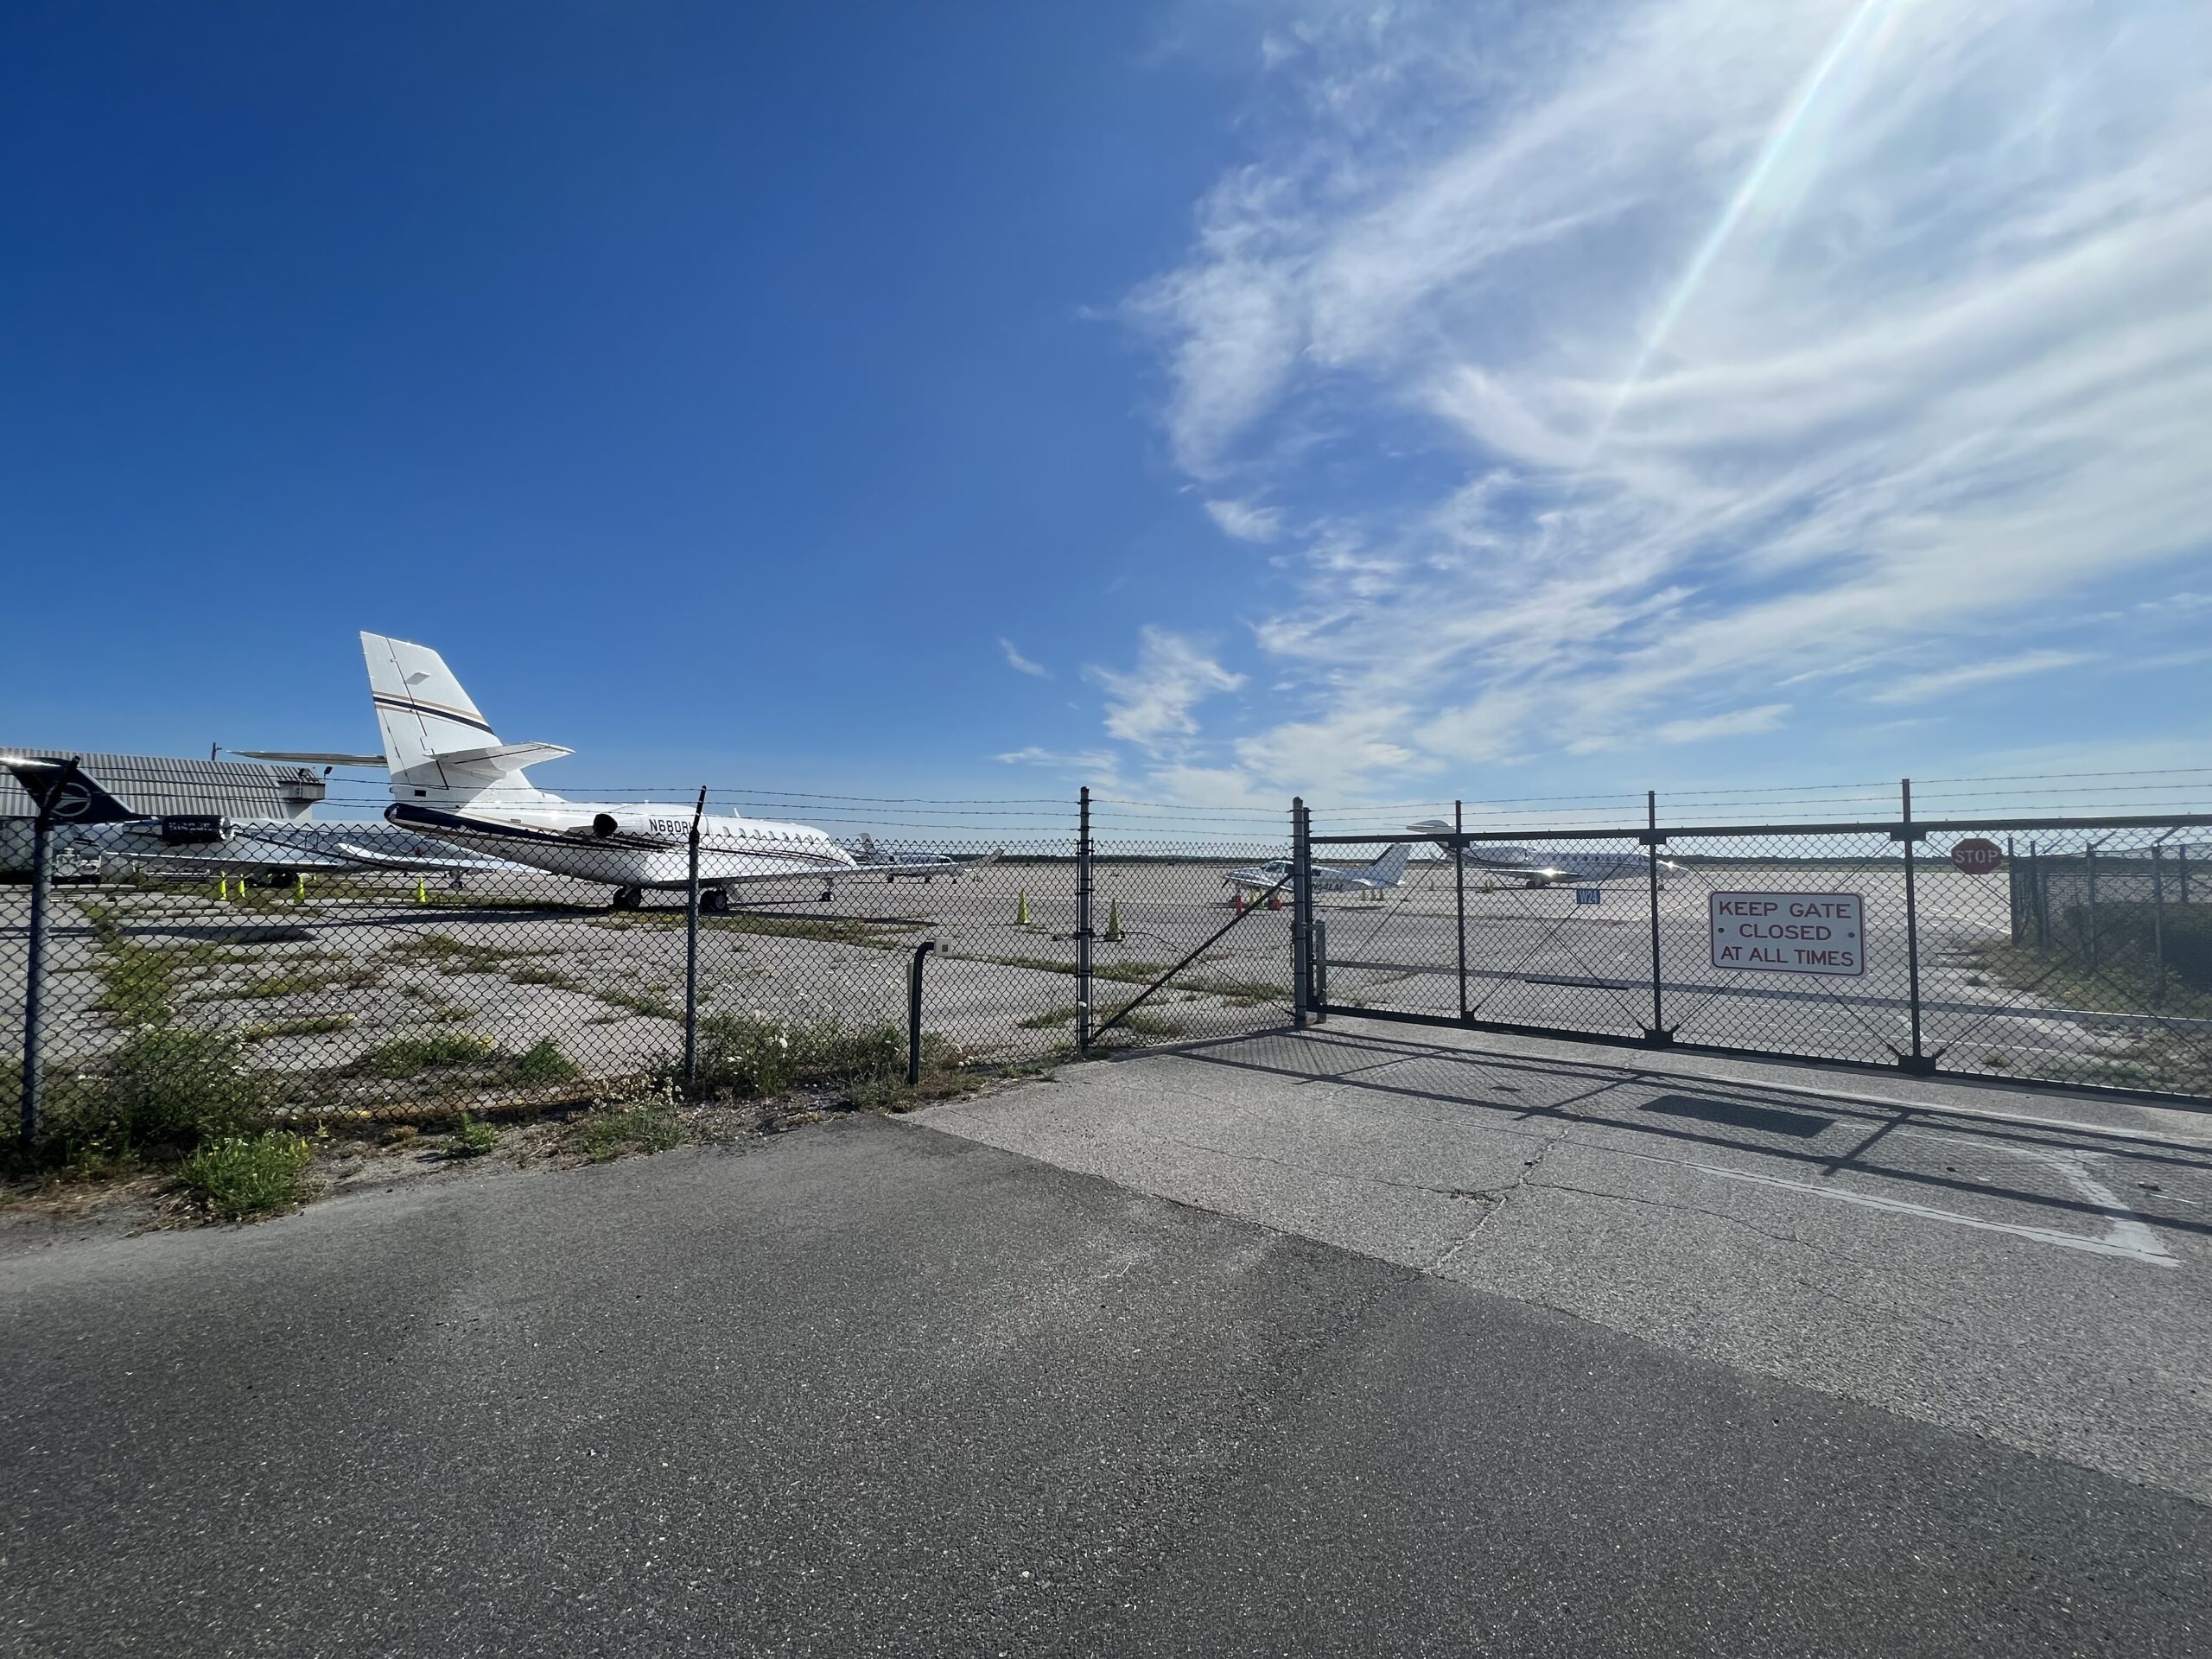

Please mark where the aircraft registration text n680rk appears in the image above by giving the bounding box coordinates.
[1708,892,1865,976]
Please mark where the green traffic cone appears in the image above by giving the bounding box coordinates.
[1105,898,1123,943]
[1016,888,1030,926]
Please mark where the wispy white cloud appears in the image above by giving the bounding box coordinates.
[1869,650,2093,703]
[995,744,1121,782]
[1654,703,1793,744]
[1086,627,1246,754]
[998,638,1051,679]
[1204,498,1283,542]
[1113,0,2212,798]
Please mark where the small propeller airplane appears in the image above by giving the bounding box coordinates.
[850,835,995,883]
[1225,843,1412,903]
[353,632,957,910]
[1405,820,1679,887]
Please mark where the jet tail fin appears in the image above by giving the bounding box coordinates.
[1367,842,1412,885]
[361,632,558,800]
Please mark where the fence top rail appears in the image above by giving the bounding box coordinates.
[1307,810,2212,847]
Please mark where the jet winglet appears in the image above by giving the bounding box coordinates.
[0,755,144,826]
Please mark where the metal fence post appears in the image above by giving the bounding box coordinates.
[1291,797,1310,1028]
[907,941,936,1084]
[2181,843,2192,906]
[2086,838,2103,976]
[683,785,705,1095]
[2031,840,2049,947]
[19,800,54,1151]
[1313,918,1328,1018]
[1076,786,1093,1056]
[1644,788,1669,1045]
[1453,798,1468,1021]
[2005,836,2018,944]
[1897,778,1930,1073]
[2152,839,2169,1003]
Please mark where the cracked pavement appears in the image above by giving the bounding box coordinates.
[5,1051,2210,1656]
[923,1019,2212,1507]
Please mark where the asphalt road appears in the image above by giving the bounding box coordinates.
[5,1107,2208,1656]
[930,1022,2212,1505]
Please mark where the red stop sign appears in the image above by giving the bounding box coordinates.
[1950,837,2004,875]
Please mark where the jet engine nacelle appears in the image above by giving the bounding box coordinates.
[158,815,232,846]
[582,810,694,843]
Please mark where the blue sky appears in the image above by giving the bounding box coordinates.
[4,1,2209,815]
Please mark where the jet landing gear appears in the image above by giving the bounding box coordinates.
[611,886,643,912]
[700,887,731,915]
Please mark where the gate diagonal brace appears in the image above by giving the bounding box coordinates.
[1093,874,1289,1044]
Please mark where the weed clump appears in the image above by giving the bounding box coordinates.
[350,1032,499,1079]
[691,1013,903,1100]
[512,1039,578,1083]
[447,1114,499,1158]
[567,1085,683,1162]
[176,1131,313,1219]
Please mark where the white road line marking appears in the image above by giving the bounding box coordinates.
[1903,1128,2176,1264]
[1687,1161,2181,1267]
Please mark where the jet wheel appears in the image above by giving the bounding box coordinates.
[612,887,643,912]
[700,887,731,914]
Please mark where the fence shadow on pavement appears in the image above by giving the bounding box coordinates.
[1118,1024,2212,1246]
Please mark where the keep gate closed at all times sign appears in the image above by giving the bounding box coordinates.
[1707,891,1866,976]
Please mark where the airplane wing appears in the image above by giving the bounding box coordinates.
[232,750,391,767]
[326,842,525,874]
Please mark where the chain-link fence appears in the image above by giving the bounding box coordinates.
[1306,796,2212,1103]
[3,772,1303,1170]
[11,762,2209,1179]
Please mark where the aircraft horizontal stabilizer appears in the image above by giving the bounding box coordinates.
[435,742,575,773]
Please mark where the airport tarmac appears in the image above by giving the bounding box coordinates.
[925,1018,2212,1506]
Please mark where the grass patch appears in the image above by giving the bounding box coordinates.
[512,1039,579,1083]
[566,1089,683,1161]
[508,964,583,989]
[388,932,556,973]
[350,1032,500,1079]
[686,1012,979,1113]
[446,1114,499,1159]
[1179,975,1285,1007]
[1016,1001,1184,1038]
[1961,934,2212,1095]
[219,964,378,1001]
[239,1013,356,1042]
[1089,1007,1186,1039]
[692,1013,904,1099]
[175,1131,312,1219]
[594,987,678,1021]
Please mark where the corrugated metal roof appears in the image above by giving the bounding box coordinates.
[0,749,327,820]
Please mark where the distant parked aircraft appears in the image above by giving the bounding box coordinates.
[850,836,995,883]
[1226,843,1412,903]
[360,632,950,909]
[1405,820,1678,887]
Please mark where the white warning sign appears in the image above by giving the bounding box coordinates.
[1708,892,1865,976]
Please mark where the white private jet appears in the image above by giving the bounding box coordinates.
[359,632,946,910]
[1406,820,1678,887]
[1225,843,1413,903]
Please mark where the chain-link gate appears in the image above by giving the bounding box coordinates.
[1078,792,1299,1053]
[1304,789,2212,1105]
